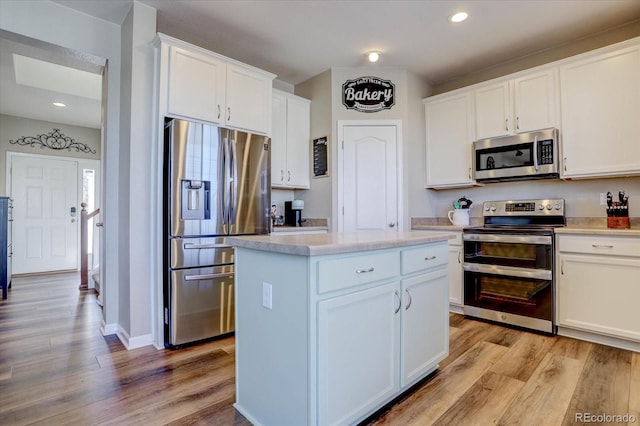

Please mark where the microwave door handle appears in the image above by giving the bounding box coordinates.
[533,136,540,171]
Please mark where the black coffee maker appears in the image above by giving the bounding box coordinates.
[284,200,304,227]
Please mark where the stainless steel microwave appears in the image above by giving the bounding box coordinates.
[473,128,559,182]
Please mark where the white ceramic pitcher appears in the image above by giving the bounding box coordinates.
[447,209,470,226]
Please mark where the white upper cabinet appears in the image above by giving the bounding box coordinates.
[225,64,273,135]
[167,46,226,125]
[424,91,475,189]
[474,68,557,140]
[157,34,275,135]
[559,42,640,179]
[474,81,511,139]
[271,90,311,189]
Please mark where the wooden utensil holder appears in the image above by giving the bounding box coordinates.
[607,216,630,229]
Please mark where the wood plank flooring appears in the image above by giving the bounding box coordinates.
[1,272,638,425]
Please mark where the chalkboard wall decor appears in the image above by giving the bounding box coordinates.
[342,76,395,113]
[313,136,329,177]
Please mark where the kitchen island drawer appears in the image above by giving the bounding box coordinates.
[401,242,448,275]
[316,251,399,294]
[557,235,640,258]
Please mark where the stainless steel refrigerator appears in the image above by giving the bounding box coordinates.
[163,118,270,348]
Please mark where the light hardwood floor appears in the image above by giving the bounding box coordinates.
[0,273,638,425]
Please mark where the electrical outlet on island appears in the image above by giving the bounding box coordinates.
[599,193,607,206]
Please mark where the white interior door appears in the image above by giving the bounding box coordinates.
[340,123,399,232]
[10,155,79,274]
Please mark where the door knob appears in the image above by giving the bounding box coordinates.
[95,222,104,227]
[388,222,396,228]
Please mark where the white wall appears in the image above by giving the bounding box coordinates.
[1,0,159,349]
[296,67,431,231]
[0,114,101,191]
[118,1,157,349]
[0,0,123,334]
[429,177,640,220]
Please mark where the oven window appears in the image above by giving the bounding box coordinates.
[464,241,552,269]
[476,142,533,171]
[464,272,552,320]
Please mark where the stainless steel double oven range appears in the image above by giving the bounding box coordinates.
[463,199,565,334]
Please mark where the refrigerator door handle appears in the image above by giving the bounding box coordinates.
[183,243,232,249]
[229,136,238,225]
[222,134,232,225]
[184,272,234,281]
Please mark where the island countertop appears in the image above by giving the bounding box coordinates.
[229,230,455,256]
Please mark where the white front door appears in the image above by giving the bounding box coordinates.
[11,155,79,274]
[340,122,400,232]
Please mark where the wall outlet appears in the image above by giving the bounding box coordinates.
[262,282,272,310]
[600,193,607,206]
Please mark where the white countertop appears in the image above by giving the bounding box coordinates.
[270,226,328,233]
[229,231,455,256]
[555,226,640,237]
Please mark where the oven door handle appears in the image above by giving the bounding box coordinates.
[463,263,552,280]
[463,233,552,245]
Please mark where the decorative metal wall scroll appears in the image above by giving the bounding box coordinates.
[9,128,96,154]
[342,76,395,113]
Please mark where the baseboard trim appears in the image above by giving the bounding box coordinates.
[101,321,118,336]
[117,326,154,350]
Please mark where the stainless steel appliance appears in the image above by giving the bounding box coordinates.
[473,128,559,182]
[163,118,270,348]
[462,199,565,334]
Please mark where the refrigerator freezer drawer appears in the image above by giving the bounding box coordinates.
[170,236,234,269]
[169,265,235,346]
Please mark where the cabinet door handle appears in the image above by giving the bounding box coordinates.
[468,167,472,179]
[287,170,291,182]
[516,116,520,130]
[561,260,564,275]
[592,244,614,249]
[280,169,284,182]
[505,118,509,132]
[227,107,231,121]
[394,291,401,314]
[217,105,221,119]
[424,255,436,261]
[563,157,567,172]
[404,289,412,310]
[356,267,374,274]
[457,251,461,264]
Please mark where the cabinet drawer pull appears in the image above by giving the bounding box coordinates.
[404,289,412,310]
[394,291,401,314]
[356,267,374,274]
[457,251,461,264]
[424,255,436,261]
[592,244,613,249]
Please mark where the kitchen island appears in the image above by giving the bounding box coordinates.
[229,231,454,426]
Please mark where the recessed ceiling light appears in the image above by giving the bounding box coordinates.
[367,51,381,63]
[53,102,66,107]
[449,12,468,23]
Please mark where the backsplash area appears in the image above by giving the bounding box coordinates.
[426,176,640,220]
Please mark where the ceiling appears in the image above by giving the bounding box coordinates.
[2,0,640,129]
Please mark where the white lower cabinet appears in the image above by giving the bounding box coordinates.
[401,269,449,386]
[234,241,449,426]
[556,234,640,350]
[318,282,400,426]
[447,232,463,312]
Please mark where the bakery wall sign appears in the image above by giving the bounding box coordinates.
[342,76,395,113]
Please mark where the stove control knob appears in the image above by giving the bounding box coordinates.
[538,204,545,210]
[484,206,490,212]
[554,203,561,210]
[490,206,497,212]
[546,204,552,210]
